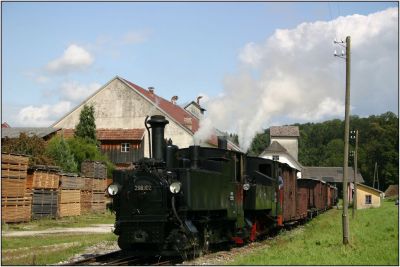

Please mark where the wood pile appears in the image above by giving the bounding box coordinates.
[1,153,31,223]
[2,154,109,222]
[80,161,107,213]
[27,166,60,189]
[58,189,81,217]
[32,189,58,219]
[28,166,61,220]
[80,190,92,213]
[81,160,107,179]
[59,173,84,190]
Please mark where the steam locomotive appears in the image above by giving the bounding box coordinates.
[107,115,337,256]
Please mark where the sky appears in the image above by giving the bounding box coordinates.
[2,1,398,149]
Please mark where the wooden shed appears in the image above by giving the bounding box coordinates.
[355,183,383,209]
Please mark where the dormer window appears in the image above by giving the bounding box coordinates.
[272,155,279,161]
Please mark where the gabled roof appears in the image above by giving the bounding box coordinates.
[259,141,303,170]
[57,128,145,141]
[2,127,61,139]
[270,126,299,137]
[97,129,145,141]
[356,183,383,193]
[122,78,199,134]
[301,166,365,183]
[384,184,398,197]
[51,76,241,151]
[261,141,288,153]
[2,122,10,128]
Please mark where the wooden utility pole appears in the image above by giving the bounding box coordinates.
[335,35,351,245]
[373,162,379,189]
[351,129,359,218]
[342,36,351,245]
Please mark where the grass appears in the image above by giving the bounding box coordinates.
[2,211,115,231]
[1,211,118,265]
[228,200,398,265]
[1,233,117,265]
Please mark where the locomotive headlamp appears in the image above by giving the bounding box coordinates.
[107,184,120,196]
[243,183,250,191]
[169,182,181,194]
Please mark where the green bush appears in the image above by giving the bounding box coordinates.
[45,135,78,172]
[67,137,114,176]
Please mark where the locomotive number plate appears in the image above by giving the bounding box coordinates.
[134,185,152,191]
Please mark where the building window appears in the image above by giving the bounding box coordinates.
[365,195,372,204]
[272,155,279,161]
[121,143,130,152]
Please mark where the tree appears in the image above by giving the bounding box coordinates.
[45,135,78,172]
[1,133,54,166]
[248,129,270,156]
[75,104,97,143]
[67,137,115,177]
[248,112,398,189]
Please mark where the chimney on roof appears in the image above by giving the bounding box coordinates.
[183,117,192,131]
[196,96,203,105]
[171,95,178,105]
[148,87,154,95]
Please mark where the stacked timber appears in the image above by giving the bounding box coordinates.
[1,153,31,223]
[59,189,81,217]
[81,160,107,179]
[27,166,60,189]
[80,190,92,213]
[59,173,83,217]
[28,166,60,219]
[32,189,58,219]
[80,161,107,213]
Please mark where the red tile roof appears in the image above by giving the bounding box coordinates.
[97,129,145,140]
[2,122,10,128]
[122,79,199,134]
[57,128,145,141]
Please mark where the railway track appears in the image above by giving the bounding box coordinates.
[65,250,182,266]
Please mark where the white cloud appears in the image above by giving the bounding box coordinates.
[46,44,94,73]
[199,7,398,151]
[59,81,101,102]
[17,101,72,127]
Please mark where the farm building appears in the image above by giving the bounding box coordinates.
[52,76,240,167]
[301,166,365,185]
[260,126,365,188]
[2,127,60,141]
[384,184,398,198]
[260,140,302,171]
[352,183,383,209]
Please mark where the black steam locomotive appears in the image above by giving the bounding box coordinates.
[107,115,336,256]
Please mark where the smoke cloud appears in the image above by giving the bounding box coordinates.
[196,7,398,152]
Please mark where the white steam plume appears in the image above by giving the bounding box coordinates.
[196,7,398,152]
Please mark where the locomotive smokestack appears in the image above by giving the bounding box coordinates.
[147,115,169,161]
[217,136,228,150]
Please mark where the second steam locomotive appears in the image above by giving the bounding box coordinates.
[107,115,337,256]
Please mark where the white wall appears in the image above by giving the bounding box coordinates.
[271,137,299,160]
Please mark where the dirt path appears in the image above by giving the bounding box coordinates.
[2,224,114,237]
